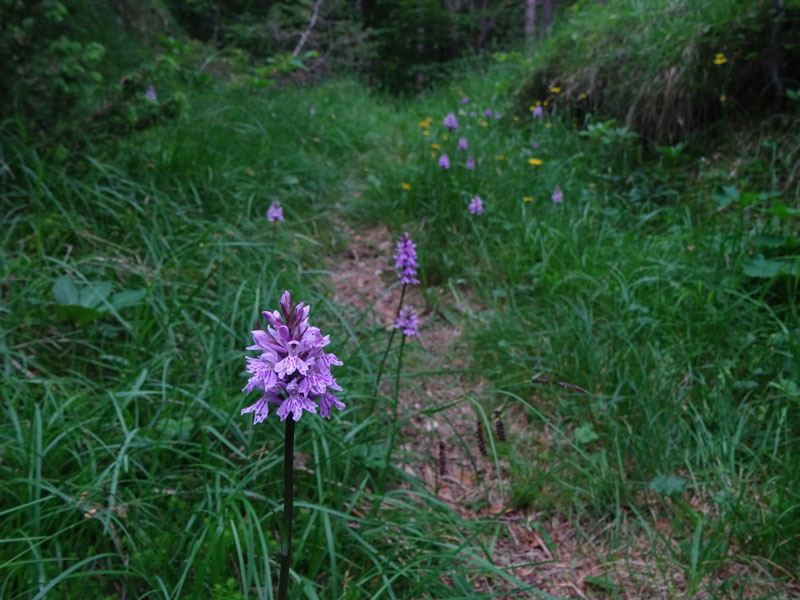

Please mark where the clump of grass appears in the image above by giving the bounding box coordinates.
[515,0,800,143]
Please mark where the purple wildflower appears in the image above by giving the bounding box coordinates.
[242,291,344,423]
[267,200,284,222]
[533,105,543,118]
[461,96,469,104]
[394,307,419,337]
[145,85,157,102]
[495,113,501,119]
[552,185,563,204]
[532,140,540,149]
[485,108,492,118]
[310,107,316,115]
[466,156,475,170]
[394,232,420,285]
[468,195,484,215]
[470,111,476,117]
[439,154,450,169]
[457,137,468,151]
[443,113,459,130]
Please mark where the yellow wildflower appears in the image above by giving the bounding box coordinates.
[713,52,727,65]
[480,121,488,127]
[418,121,428,127]
[423,130,431,136]
[720,95,726,103]
[545,123,552,128]
[523,196,533,202]
[579,92,587,99]
[401,183,410,190]
[495,155,505,160]
[543,101,549,106]
[442,135,449,141]
[550,86,561,93]
[430,152,436,158]
[535,100,542,106]
[431,143,440,149]
[529,105,536,111]
[513,116,519,121]
[528,158,543,166]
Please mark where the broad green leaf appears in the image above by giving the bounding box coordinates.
[648,475,687,497]
[78,281,112,309]
[712,185,739,208]
[742,255,783,278]
[753,234,788,248]
[110,289,146,310]
[52,276,79,305]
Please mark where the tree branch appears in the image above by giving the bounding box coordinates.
[292,0,324,57]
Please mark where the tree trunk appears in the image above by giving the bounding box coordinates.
[769,0,786,103]
[525,0,537,40]
[542,0,556,34]
[416,26,425,91]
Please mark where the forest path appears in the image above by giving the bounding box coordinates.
[327,223,609,599]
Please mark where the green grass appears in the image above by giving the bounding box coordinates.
[2,11,800,600]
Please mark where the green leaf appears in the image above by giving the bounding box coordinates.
[767,199,800,220]
[574,423,599,444]
[742,255,783,278]
[52,275,79,305]
[53,304,104,325]
[712,185,739,208]
[648,474,687,497]
[160,416,196,441]
[78,281,112,309]
[110,289,146,310]
[753,234,788,248]
[585,575,617,591]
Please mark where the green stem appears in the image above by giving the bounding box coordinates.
[377,333,406,493]
[371,283,407,411]
[277,418,296,600]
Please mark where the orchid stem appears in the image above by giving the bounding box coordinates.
[277,418,295,600]
[377,333,406,493]
[372,283,407,410]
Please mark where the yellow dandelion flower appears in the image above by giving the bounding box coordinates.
[513,116,520,121]
[550,86,561,93]
[523,196,533,202]
[543,101,549,106]
[535,100,542,106]
[430,152,436,158]
[401,183,410,190]
[579,92,587,99]
[480,121,488,127]
[418,121,428,127]
[442,135,448,141]
[713,56,727,65]
[528,158,543,166]
[431,143,440,149]
[495,155,505,160]
[720,95,726,103]
[423,130,431,136]
[545,123,552,129]
[529,105,536,111]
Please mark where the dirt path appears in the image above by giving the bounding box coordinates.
[328,224,798,600]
